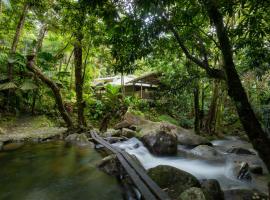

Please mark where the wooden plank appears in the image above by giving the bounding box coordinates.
[91,132,157,200]
[120,151,171,200]
[91,132,171,200]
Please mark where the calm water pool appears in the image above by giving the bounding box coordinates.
[0,141,123,200]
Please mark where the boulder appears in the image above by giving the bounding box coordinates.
[230,161,252,181]
[147,165,200,199]
[142,129,177,155]
[250,164,263,175]
[178,187,206,200]
[65,133,94,147]
[224,189,268,200]
[121,128,136,138]
[97,154,120,176]
[190,145,221,160]
[105,137,127,144]
[227,147,256,155]
[175,128,210,146]
[3,142,24,151]
[114,120,132,130]
[200,179,224,200]
[102,129,121,137]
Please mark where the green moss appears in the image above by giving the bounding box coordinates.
[158,115,179,125]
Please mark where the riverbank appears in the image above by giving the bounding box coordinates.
[0,115,67,144]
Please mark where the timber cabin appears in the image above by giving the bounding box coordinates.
[92,72,161,100]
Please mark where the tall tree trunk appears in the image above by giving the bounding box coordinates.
[74,32,86,127]
[204,80,219,134]
[194,84,200,134]
[204,0,270,171]
[8,2,29,80]
[26,54,73,127]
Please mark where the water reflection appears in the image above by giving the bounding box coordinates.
[0,141,123,200]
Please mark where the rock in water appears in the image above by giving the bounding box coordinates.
[3,142,24,151]
[178,187,206,200]
[227,147,256,155]
[237,162,252,181]
[224,189,268,200]
[175,128,211,146]
[201,179,224,200]
[147,165,200,199]
[97,154,120,176]
[65,133,94,147]
[190,145,221,160]
[142,129,177,155]
[230,162,252,182]
[121,128,136,138]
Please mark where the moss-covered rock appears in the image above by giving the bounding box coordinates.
[142,129,177,155]
[65,133,94,147]
[201,179,224,200]
[178,187,206,200]
[147,165,200,199]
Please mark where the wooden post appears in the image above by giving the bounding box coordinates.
[140,82,143,99]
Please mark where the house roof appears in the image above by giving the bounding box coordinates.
[126,72,161,85]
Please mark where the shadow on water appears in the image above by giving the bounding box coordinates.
[0,141,123,200]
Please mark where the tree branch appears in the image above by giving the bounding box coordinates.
[163,17,225,80]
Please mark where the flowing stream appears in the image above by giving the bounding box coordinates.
[0,141,123,200]
[113,137,268,194]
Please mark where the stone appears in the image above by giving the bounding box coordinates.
[142,129,177,155]
[190,145,221,160]
[178,187,206,200]
[201,179,224,200]
[97,154,120,176]
[65,133,94,147]
[147,165,200,199]
[250,164,263,175]
[114,120,131,130]
[224,189,268,200]
[105,137,126,144]
[176,128,211,146]
[121,128,136,138]
[227,147,256,155]
[3,142,24,151]
[231,162,252,182]
[102,129,121,137]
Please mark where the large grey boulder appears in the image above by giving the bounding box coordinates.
[147,165,200,199]
[191,145,221,160]
[65,133,94,147]
[178,187,206,200]
[121,128,136,138]
[175,128,210,146]
[142,129,177,155]
[201,179,224,200]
